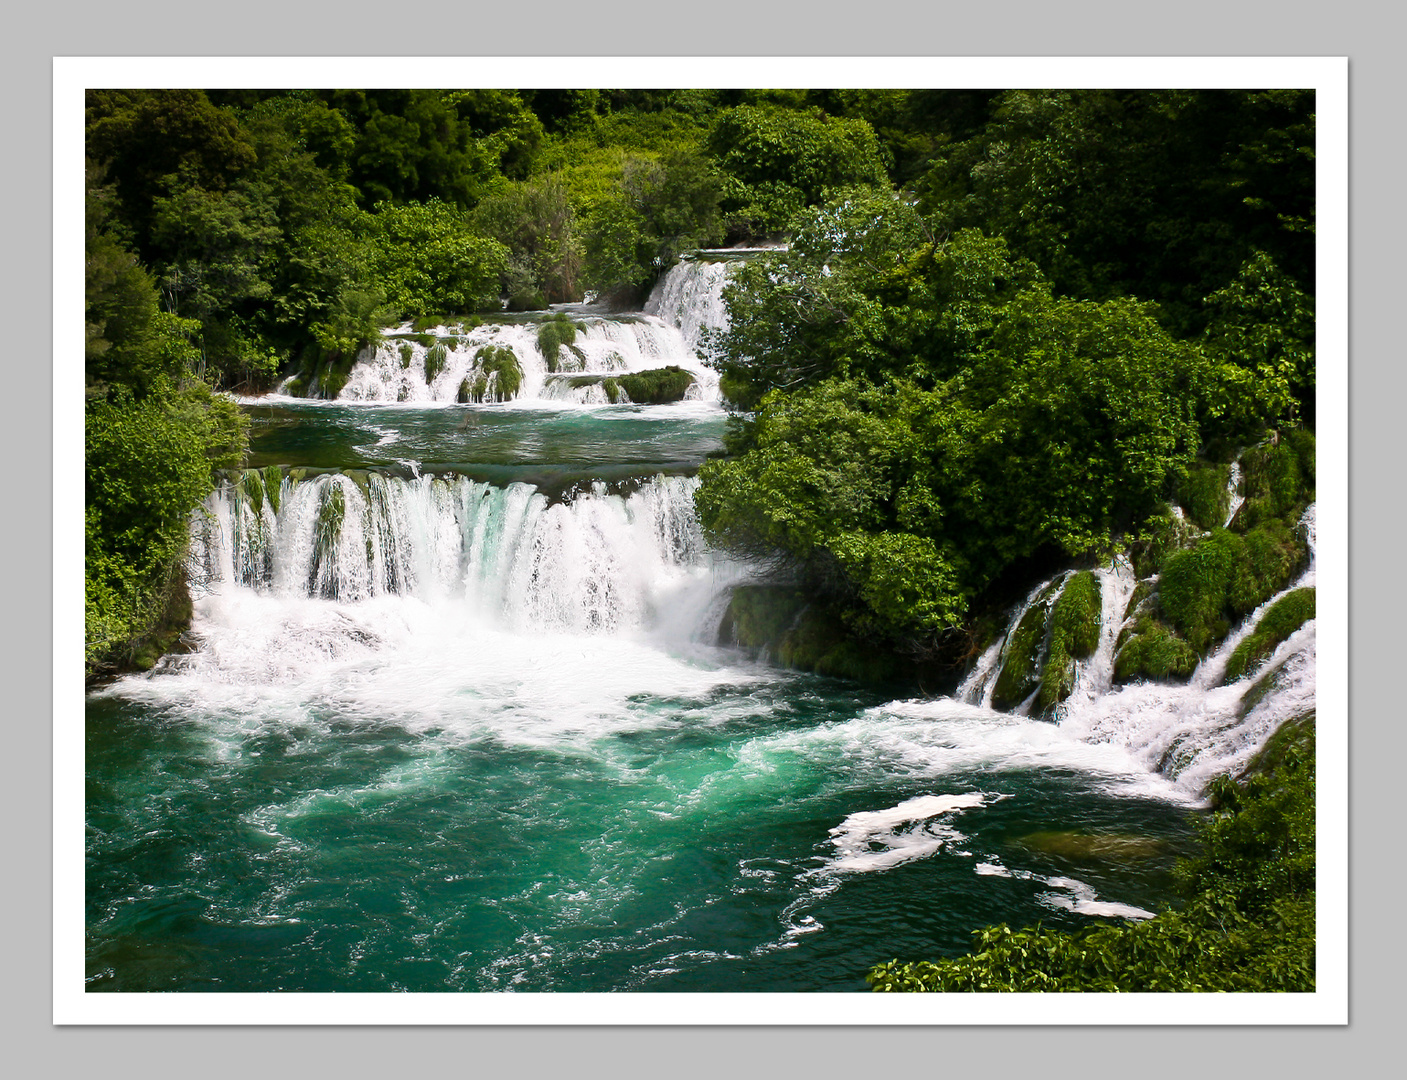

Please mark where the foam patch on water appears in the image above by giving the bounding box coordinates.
[729,697,1196,805]
[821,792,987,874]
[971,860,1154,920]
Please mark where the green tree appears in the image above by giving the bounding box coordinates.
[367,198,508,317]
[706,104,890,237]
[471,174,583,305]
[582,151,723,302]
[85,89,258,247]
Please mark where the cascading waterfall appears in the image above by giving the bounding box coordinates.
[1054,505,1316,795]
[644,257,734,353]
[953,507,1315,798]
[325,259,736,406]
[193,471,715,637]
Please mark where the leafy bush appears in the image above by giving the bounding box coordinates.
[424,343,449,383]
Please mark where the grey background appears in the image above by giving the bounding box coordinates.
[10,1,1397,1074]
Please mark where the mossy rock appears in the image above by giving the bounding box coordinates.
[1113,620,1199,683]
[537,314,577,372]
[720,587,904,683]
[424,343,450,383]
[776,606,903,683]
[1158,529,1242,653]
[1036,571,1102,713]
[719,585,808,649]
[1230,519,1308,615]
[1222,588,1315,683]
[263,465,283,514]
[1158,509,1310,659]
[1013,831,1167,861]
[1122,580,1154,626]
[1236,431,1315,531]
[991,585,1058,711]
[1129,504,1197,578]
[1239,710,1315,780]
[1177,461,1232,532]
[462,345,522,402]
[617,366,696,404]
[398,342,414,369]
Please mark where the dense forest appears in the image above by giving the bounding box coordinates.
[84,87,1316,992]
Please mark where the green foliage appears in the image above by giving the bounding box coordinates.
[1127,505,1197,579]
[1157,517,1307,656]
[916,90,1314,338]
[460,345,523,402]
[471,174,583,303]
[86,383,248,676]
[706,104,890,237]
[424,343,449,383]
[1157,531,1243,654]
[1202,252,1316,434]
[700,273,1206,646]
[1237,431,1315,529]
[1223,588,1316,683]
[1114,619,1200,683]
[367,198,509,318]
[580,151,724,302]
[321,89,542,207]
[869,740,1315,992]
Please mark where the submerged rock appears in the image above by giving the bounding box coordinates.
[1013,831,1168,861]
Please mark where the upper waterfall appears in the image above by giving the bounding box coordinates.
[301,255,740,407]
[644,257,735,354]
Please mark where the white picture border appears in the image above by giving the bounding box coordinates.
[55,55,1348,1025]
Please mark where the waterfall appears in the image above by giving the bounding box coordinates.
[952,502,1316,798]
[322,260,737,406]
[1055,505,1317,794]
[644,257,734,354]
[192,470,718,638]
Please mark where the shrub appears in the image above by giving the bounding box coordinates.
[424,343,449,383]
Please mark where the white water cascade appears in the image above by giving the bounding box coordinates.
[192,471,721,637]
[319,257,738,406]
[952,505,1316,798]
[644,257,734,354]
